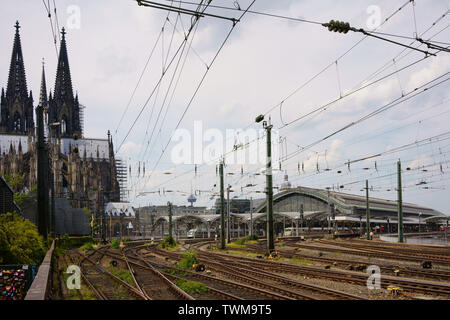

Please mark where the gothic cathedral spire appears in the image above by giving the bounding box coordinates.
[54,28,73,103]
[48,27,81,139]
[0,21,34,135]
[7,21,28,99]
[39,59,48,108]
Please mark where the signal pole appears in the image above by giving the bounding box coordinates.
[219,161,226,249]
[397,160,404,243]
[327,189,331,233]
[255,114,275,252]
[227,185,231,243]
[299,204,304,236]
[250,197,254,239]
[168,201,173,239]
[265,121,275,252]
[366,180,371,240]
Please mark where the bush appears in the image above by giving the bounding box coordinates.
[163,268,188,277]
[246,234,259,241]
[110,268,134,286]
[177,250,198,270]
[79,242,94,251]
[58,235,93,250]
[122,237,132,243]
[234,238,246,245]
[111,238,120,249]
[159,236,176,249]
[0,212,46,264]
[175,279,208,294]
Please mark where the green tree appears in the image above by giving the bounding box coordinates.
[14,185,37,207]
[2,172,37,207]
[3,172,26,193]
[0,212,46,264]
[82,207,92,219]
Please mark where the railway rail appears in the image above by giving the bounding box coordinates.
[264,240,450,265]
[122,247,195,300]
[322,238,450,256]
[107,248,291,300]
[75,248,147,300]
[241,243,450,282]
[149,246,366,300]
[181,241,450,298]
[200,247,450,298]
[316,239,450,263]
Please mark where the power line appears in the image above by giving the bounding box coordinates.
[137,0,239,23]
[140,1,258,197]
[42,0,58,57]
[142,0,417,191]
[132,12,200,193]
[279,55,430,130]
[282,71,450,162]
[116,1,212,154]
[258,0,414,119]
[132,2,449,198]
[160,0,324,25]
[114,24,167,137]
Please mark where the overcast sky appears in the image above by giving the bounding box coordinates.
[1,0,450,214]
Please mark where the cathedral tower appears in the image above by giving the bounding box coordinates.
[48,28,81,139]
[0,21,34,134]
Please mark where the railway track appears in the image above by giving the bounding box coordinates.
[149,246,366,300]
[122,248,194,300]
[316,239,450,263]
[195,246,450,298]
[241,243,450,282]
[322,238,450,257]
[268,240,450,265]
[75,248,147,300]
[348,238,450,255]
[111,248,290,300]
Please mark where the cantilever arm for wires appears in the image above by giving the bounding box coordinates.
[357,28,437,56]
[416,37,450,53]
[136,0,239,23]
[322,20,436,56]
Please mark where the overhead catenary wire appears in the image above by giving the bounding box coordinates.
[136,0,239,23]
[116,0,212,154]
[139,0,426,193]
[134,1,450,202]
[161,0,324,25]
[137,12,184,164]
[285,137,450,188]
[282,71,450,162]
[132,12,200,192]
[42,0,59,57]
[258,0,414,119]
[138,0,417,192]
[140,0,258,196]
[114,11,172,137]
[279,55,431,129]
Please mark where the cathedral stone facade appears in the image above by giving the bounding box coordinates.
[0,21,120,218]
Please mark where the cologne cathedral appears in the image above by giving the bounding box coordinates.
[0,21,121,221]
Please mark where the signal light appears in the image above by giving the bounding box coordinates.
[324,20,351,34]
